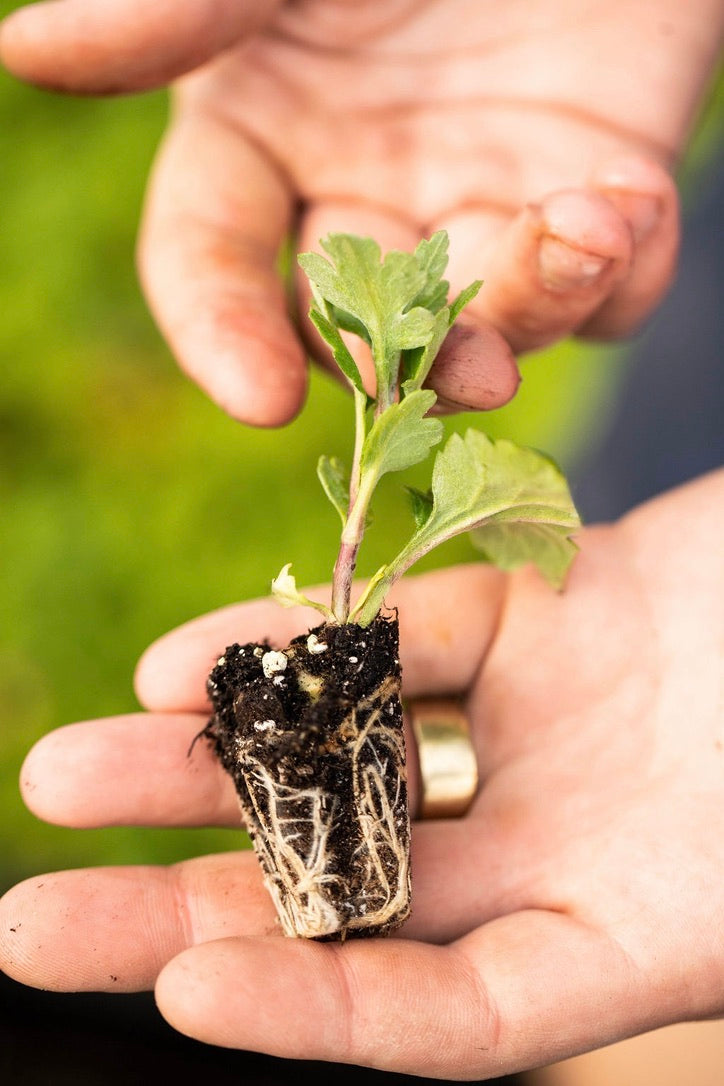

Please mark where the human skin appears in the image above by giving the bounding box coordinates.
[2,0,721,424]
[1,469,722,1079]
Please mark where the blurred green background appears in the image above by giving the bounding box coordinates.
[0,25,719,893]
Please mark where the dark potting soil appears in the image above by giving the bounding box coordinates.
[204,613,411,940]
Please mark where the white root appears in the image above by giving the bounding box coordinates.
[237,673,409,938]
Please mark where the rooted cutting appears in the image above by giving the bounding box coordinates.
[205,615,408,939]
[204,231,581,940]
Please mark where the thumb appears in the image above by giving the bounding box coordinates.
[153,912,665,1078]
[0,0,284,93]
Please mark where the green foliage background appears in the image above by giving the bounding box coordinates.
[2,41,717,891]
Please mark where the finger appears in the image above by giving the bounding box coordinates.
[18,710,422,830]
[438,190,634,354]
[0,0,282,93]
[0,853,276,992]
[19,713,239,829]
[15,710,544,945]
[153,913,654,1078]
[138,105,307,426]
[0,815,512,993]
[297,202,520,410]
[134,565,506,712]
[581,154,680,337]
[427,319,520,412]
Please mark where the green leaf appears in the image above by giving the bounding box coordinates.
[317,455,349,524]
[309,307,365,393]
[329,304,372,346]
[471,521,578,589]
[415,431,580,587]
[379,247,427,309]
[351,429,581,624]
[449,279,483,323]
[298,234,483,395]
[421,430,581,577]
[409,232,450,312]
[298,238,381,319]
[360,389,442,482]
[400,279,482,394]
[298,234,447,398]
[297,231,581,625]
[395,305,436,348]
[405,486,434,529]
[400,307,450,393]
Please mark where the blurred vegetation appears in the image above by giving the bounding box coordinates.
[1,34,720,890]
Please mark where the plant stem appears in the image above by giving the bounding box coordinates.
[331,467,378,620]
[350,537,426,627]
[330,538,357,622]
[331,495,369,622]
[348,389,367,509]
[331,389,372,623]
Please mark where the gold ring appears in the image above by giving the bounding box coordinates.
[407,698,479,819]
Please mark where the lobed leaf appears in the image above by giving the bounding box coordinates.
[471,521,578,589]
[416,431,580,586]
[298,232,465,397]
[351,430,581,624]
[360,389,442,482]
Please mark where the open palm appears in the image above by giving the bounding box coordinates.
[1,470,722,1078]
[2,0,719,422]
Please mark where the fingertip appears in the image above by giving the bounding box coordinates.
[429,320,521,411]
[155,938,301,1055]
[191,334,309,429]
[591,153,679,247]
[592,153,678,206]
[17,724,99,826]
[139,248,309,426]
[136,113,304,426]
[0,5,39,78]
[581,154,680,337]
[155,945,211,1040]
[18,732,52,816]
[0,0,281,94]
[133,631,195,712]
[443,191,635,354]
[0,872,120,992]
[0,7,21,58]
[537,189,634,276]
[0,877,39,987]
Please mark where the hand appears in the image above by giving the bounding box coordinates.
[2,1,720,425]
[1,469,722,1078]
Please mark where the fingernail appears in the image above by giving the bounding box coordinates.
[538,236,611,290]
[602,190,662,242]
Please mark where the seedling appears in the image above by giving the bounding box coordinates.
[204,232,580,940]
